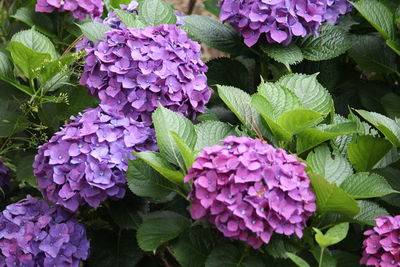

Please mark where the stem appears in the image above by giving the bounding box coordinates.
[187,0,197,15]
[318,247,325,267]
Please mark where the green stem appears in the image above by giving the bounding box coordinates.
[318,247,325,267]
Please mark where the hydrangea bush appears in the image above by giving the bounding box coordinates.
[1,0,400,265]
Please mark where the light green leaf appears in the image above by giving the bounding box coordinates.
[138,0,177,26]
[286,253,311,267]
[277,109,324,135]
[296,122,358,153]
[137,211,190,251]
[170,131,195,170]
[134,151,185,185]
[181,15,244,54]
[309,173,360,217]
[262,43,304,68]
[11,29,57,59]
[115,9,146,28]
[353,200,389,225]
[278,73,333,115]
[353,0,395,40]
[299,24,353,61]
[307,145,353,185]
[152,106,197,168]
[78,22,112,43]
[194,121,236,151]
[356,109,400,147]
[314,223,349,248]
[126,158,178,201]
[347,135,393,171]
[340,172,397,199]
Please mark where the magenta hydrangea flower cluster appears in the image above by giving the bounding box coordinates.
[0,195,89,267]
[35,0,103,20]
[80,24,211,126]
[33,107,156,212]
[184,136,316,248]
[361,216,400,266]
[0,161,9,190]
[219,0,352,46]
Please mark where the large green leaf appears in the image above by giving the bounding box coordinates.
[205,244,264,267]
[0,52,13,78]
[353,200,389,225]
[307,145,353,185]
[137,211,190,251]
[138,0,176,26]
[134,151,185,185]
[314,223,349,248]
[347,135,393,171]
[78,22,112,43]
[340,172,397,199]
[194,121,236,151]
[262,43,304,68]
[356,109,400,147]
[153,106,197,168]
[353,0,396,40]
[278,73,333,115]
[126,158,178,201]
[12,7,55,38]
[299,24,353,61]
[181,15,244,54]
[11,29,57,59]
[115,9,146,29]
[277,109,324,135]
[309,173,360,217]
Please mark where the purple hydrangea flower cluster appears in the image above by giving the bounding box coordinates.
[0,161,9,190]
[35,0,103,20]
[219,0,352,46]
[80,24,211,126]
[184,136,316,248]
[0,195,89,267]
[33,107,156,212]
[324,0,352,24]
[361,216,400,266]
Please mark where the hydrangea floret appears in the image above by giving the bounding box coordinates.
[184,136,316,248]
[80,24,211,125]
[35,0,104,20]
[33,107,156,212]
[361,216,400,266]
[0,195,89,267]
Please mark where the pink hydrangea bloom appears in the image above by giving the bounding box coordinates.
[35,0,103,20]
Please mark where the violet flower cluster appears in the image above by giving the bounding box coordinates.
[219,0,352,46]
[33,106,156,212]
[80,24,211,126]
[184,136,316,248]
[361,216,400,266]
[0,195,89,267]
[35,0,103,20]
[0,161,9,190]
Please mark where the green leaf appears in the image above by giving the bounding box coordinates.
[88,229,143,267]
[11,29,57,59]
[0,100,29,138]
[264,235,302,259]
[108,195,148,230]
[309,173,360,217]
[296,122,358,153]
[353,200,389,225]
[386,39,400,56]
[138,0,176,26]
[286,253,311,267]
[340,172,397,199]
[311,247,337,267]
[381,93,400,119]
[170,131,195,170]
[15,153,37,188]
[349,35,398,74]
[262,43,304,68]
[114,9,146,28]
[181,15,244,54]
[203,0,221,16]
[332,251,362,267]
[171,227,216,267]
[38,54,76,84]
[194,121,236,151]
[314,223,349,248]
[152,106,197,168]
[0,52,13,78]
[218,85,269,137]
[126,158,177,201]
[307,145,353,185]
[356,109,400,147]
[7,41,52,79]
[277,109,324,135]
[78,22,112,43]
[205,244,264,267]
[278,73,333,115]
[347,135,392,172]
[12,7,55,38]
[206,58,249,90]
[137,211,190,251]
[299,24,353,61]
[353,0,396,40]
[134,151,184,185]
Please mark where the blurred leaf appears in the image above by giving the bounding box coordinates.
[381,93,400,119]
[386,39,400,56]
[15,153,37,188]
[314,223,349,248]
[206,58,249,90]
[205,244,264,267]
[137,211,190,251]
[286,253,311,267]
[108,194,148,230]
[0,100,29,137]
[262,43,304,68]
[138,0,177,26]
[203,0,220,16]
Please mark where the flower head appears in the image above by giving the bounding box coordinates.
[0,195,89,266]
[80,25,211,126]
[361,216,400,267]
[33,107,156,211]
[323,0,352,24]
[35,0,104,20]
[185,136,316,248]
[0,161,9,190]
